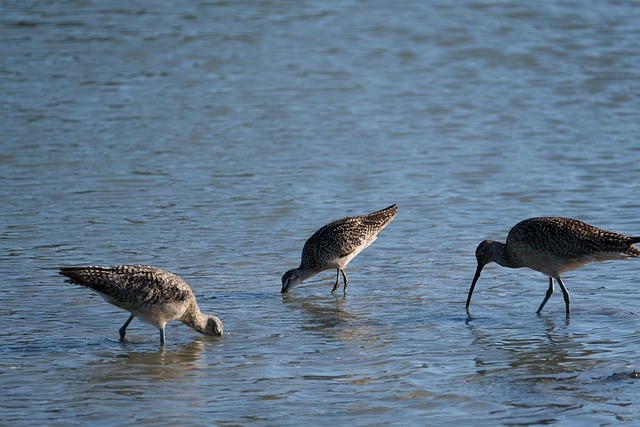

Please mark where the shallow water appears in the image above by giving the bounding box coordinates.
[2,0,640,425]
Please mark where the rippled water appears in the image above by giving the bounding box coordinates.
[2,1,640,425]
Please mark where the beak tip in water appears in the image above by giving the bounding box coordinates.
[466,263,484,308]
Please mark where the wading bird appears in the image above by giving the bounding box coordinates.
[60,265,223,345]
[281,204,398,294]
[466,217,640,316]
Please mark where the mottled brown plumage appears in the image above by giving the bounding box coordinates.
[281,204,398,294]
[467,217,640,316]
[60,265,223,345]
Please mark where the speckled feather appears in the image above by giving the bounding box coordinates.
[60,265,194,309]
[300,204,398,271]
[506,217,640,265]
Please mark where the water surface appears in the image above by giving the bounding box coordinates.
[2,1,640,425]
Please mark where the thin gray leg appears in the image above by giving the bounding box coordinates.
[556,277,571,316]
[331,269,340,293]
[341,269,349,294]
[119,314,135,341]
[159,328,166,346]
[537,277,554,314]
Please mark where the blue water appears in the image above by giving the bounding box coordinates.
[2,1,640,425]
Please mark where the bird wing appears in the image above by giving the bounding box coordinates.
[60,265,193,306]
[301,216,382,266]
[512,218,633,260]
[558,220,633,258]
[298,205,397,269]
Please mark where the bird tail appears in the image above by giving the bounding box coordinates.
[627,237,640,258]
[60,266,87,282]
[363,205,398,232]
[59,266,110,289]
[370,204,398,224]
[378,204,398,215]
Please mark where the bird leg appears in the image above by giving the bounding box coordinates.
[119,314,135,341]
[159,328,166,346]
[556,277,571,316]
[331,269,340,293]
[536,278,554,314]
[341,269,349,294]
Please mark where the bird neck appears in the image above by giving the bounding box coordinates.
[489,241,520,268]
[181,301,223,336]
[181,301,208,332]
[295,265,323,281]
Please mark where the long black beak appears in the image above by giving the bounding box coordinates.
[280,284,288,293]
[466,263,484,309]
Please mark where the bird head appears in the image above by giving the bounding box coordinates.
[281,269,302,293]
[474,239,497,267]
[205,315,224,336]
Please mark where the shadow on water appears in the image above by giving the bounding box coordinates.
[84,338,216,388]
[282,292,351,324]
[118,338,208,363]
[465,314,598,376]
[280,291,392,346]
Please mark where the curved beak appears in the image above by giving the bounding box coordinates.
[466,263,484,309]
[280,284,289,293]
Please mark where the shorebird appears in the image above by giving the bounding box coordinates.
[60,265,223,345]
[281,204,398,294]
[466,217,640,316]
